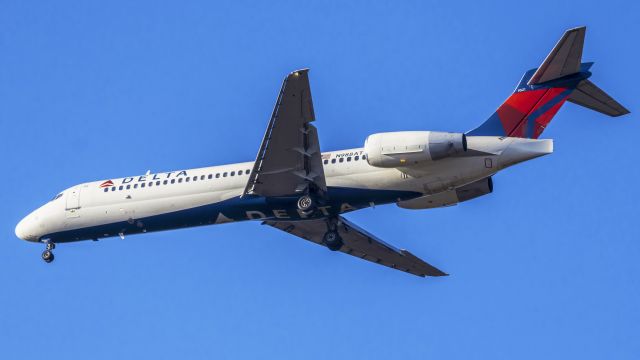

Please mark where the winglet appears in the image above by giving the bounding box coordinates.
[528,26,586,85]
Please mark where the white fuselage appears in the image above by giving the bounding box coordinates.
[15,136,552,244]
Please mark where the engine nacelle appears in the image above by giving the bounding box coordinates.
[398,177,493,210]
[364,131,467,168]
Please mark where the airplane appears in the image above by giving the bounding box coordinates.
[15,26,629,277]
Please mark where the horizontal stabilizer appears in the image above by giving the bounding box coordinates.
[568,79,630,117]
[528,26,585,85]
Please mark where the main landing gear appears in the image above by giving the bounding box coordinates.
[42,241,55,263]
[297,195,315,213]
[323,217,343,251]
[323,230,343,251]
[297,194,343,251]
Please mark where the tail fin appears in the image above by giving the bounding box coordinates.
[468,26,629,139]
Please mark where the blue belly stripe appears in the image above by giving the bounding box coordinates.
[43,187,421,243]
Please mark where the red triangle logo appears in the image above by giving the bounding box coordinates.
[100,180,114,188]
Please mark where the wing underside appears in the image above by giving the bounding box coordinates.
[264,216,447,277]
[248,70,446,277]
[243,69,326,198]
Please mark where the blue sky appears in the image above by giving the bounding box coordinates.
[1,0,639,358]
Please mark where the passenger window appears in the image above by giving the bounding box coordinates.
[323,160,328,164]
[355,155,359,161]
[103,188,108,192]
[163,180,168,185]
[193,176,198,182]
[238,170,243,175]
[148,182,153,187]
[246,169,250,174]
[331,159,336,164]
[223,172,228,177]
[156,181,161,186]
[133,184,138,189]
[231,171,235,176]
[216,173,220,178]
[186,177,190,182]
[347,157,351,162]
[339,158,344,163]
[208,174,212,179]
[111,187,116,191]
[118,186,123,190]
[178,178,183,183]
[171,179,175,184]
[362,155,367,160]
[141,183,146,188]
[200,175,205,180]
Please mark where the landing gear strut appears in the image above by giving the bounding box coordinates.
[323,217,343,251]
[42,241,55,263]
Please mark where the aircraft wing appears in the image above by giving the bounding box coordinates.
[264,216,448,277]
[243,69,327,198]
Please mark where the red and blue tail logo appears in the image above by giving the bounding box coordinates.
[467,64,591,139]
[469,27,628,138]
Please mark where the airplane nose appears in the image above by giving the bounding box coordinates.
[15,216,36,241]
[15,218,27,240]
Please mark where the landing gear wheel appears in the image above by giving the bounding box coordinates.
[297,195,314,211]
[46,243,55,251]
[323,231,343,251]
[42,250,54,263]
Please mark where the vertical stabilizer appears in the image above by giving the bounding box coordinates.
[467,26,629,139]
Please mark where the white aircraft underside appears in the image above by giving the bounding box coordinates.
[15,27,629,277]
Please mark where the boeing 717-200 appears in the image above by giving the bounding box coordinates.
[15,27,629,277]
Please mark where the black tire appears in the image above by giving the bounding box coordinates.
[297,195,314,211]
[323,231,343,251]
[42,250,54,263]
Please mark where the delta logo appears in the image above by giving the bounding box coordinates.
[99,180,114,188]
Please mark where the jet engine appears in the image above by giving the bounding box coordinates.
[398,177,493,210]
[364,131,467,168]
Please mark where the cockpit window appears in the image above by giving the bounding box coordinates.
[51,193,63,201]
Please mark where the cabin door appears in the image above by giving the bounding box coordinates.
[65,187,81,217]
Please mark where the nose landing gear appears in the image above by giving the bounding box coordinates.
[41,242,55,263]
